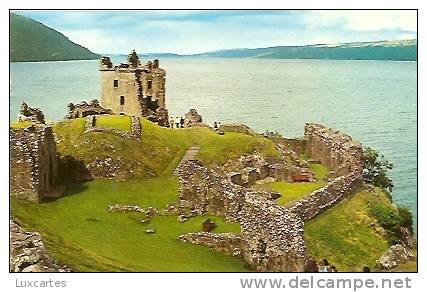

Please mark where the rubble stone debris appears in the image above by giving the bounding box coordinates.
[10,220,71,272]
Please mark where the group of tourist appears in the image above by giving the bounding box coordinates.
[305,258,372,272]
[305,258,338,272]
[213,121,221,131]
[170,115,222,131]
[170,116,184,129]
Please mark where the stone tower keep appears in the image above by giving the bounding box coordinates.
[99,50,169,126]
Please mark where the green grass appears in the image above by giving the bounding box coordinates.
[304,186,393,272]
[256,163,329,205]
[11,177,247,272]
[96,115,131,132]
[10,121,34,129]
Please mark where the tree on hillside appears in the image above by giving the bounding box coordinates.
[363,147,394,194]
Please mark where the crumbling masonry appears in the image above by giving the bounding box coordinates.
[10,104,61,203]
[10,124,58,203]
[99,51,169,126]
[177,123,363,272]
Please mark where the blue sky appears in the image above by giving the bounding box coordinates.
[16,10,417,54]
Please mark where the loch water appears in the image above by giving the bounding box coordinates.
[10,57,417,230]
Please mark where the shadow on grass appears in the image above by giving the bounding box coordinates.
[42,182,89,203]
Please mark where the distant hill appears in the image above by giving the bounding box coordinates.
[193,39,417,61]
[10,13,100,62]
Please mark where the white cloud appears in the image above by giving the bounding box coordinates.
[306,10,417,32]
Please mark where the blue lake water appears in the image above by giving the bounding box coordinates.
[10,58,417,230]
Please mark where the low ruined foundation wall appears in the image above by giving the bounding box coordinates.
[84,115,141,141]
[178,232,242,258]
[268,137,307,156]
[286,172,362,221]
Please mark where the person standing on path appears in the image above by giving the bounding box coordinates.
[180,117,185,128]
[175,116,180,128]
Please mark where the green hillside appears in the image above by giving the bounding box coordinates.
[10,13,100,62]
[194,39,417,61]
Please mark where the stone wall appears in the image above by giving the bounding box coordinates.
[183,108,203,128]
[240,193,306,272]
[178,232,242,258]
[218,123,257,136]
[221,149,314,185]
[305,123,363,177]
[18,102,45,124]
[84,115,141,141]
[268,137,307,156]
[177,159,306,271]
[282,123,364,221]
[10,124,58,203]
[286,173,362,221]
[177,160,249,221]
[65,99,113,119]
[176,124,364,271]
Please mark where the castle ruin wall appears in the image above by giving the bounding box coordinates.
[10,125,58,203]
[177,159,306,272]
[304,123,363,177]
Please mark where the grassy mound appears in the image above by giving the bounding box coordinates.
[256,163,329,205]
[95,115,131,131]
[304,186,394,271]
[53,116,280,178]
[11,177,246,272]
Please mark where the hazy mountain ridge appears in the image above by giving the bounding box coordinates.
[114,39,416,61]
[192,39,417,61]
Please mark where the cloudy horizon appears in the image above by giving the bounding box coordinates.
[14,10,417,55]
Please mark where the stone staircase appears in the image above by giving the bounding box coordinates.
[172,146,200,176]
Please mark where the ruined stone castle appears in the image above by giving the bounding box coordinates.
[177,123,364,272]
[99,51,169,126]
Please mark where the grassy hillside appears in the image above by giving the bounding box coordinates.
[53,116,280,178]
[10,13,100,62]
[304,186,400,271]
[11,178,246,272]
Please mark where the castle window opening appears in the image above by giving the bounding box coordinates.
[147,80,152,90]
[113,80,119,88]
[120,96,125,105]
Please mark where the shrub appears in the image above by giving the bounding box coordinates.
[370,204,401,245]
[397,205,414,235]
[363,147,393,195]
